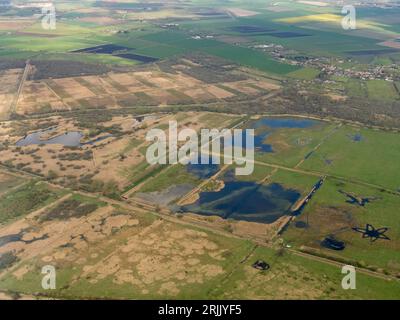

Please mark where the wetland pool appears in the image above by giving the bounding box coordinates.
[16,129,112,147]
[179,181,301,224]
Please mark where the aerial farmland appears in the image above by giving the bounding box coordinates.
[0,0,399,302]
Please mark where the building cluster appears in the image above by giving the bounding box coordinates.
[251,42,400,82]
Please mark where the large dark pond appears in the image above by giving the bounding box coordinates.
[176,117,319,223]
[180,181,301,224]
[187,155,220,179]
[71,43,159,63]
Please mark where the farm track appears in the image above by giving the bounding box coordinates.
[208,243,259,298]
[10,60,31,115]
[13,91,280,120]
[258,167,278,184]
[176,164,230,206]
[121,117,246,199]
[0,193,73,279]
[294,123,342,168]
[2,137,400,198]
[1,113,400,285]
[289,249,398,282]
[42,81,73,110]
[1,165,398,285]
[250,158,400,197]
[98,192,400,283]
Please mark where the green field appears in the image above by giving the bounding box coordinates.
[0,172,25,195]
[366,80,399,101]
[288,67,321,80]
[1,213,399,299]
[283,178,400,275]
[299,125,400,190]
[345,79,368,98]
[0,181,66,225]
[268,169,320,198]
[231,163,275,182]
[212,246,400,300]
[202,45,300,75]
[251,119,339,167]
[1,0,400,300]
[138,164,202,193]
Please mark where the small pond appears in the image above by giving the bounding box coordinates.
[16,129,112,147]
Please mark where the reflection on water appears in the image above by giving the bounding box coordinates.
[16,131,84,147]
[180,181,300,224]
[178,117,319,223]
[186,154,220,179]
[16,128,112,147]
[251,117,317,129]
[248,117,317,153]
[0,234,21,247]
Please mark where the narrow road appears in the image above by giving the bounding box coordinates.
[295,123,342,168]
[1,111,399,284]
[122,117,247,200]
[11,92,275,120]
[10,59,31,115]
[1,166,398,283]
[176,164,229,206]
[289,249,399,282]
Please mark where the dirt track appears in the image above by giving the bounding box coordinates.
[10,60,31,115]
[2,164,399,284]
[289,249,398,282]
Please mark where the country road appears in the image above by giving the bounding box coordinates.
[1,164,398,283]
[289,249,398,282]
[1,110,399,284]
[10,59,31,115]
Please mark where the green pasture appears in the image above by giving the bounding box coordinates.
[283,178,400,274]
[299,125,400,190]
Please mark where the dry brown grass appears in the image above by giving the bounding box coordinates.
[0,112,239,191]
[78,17,122,25]
[0,19,35,31]
[378,40,400,49]
[0,201,231,298]
[15,61,279,115]
[0,69,23,118]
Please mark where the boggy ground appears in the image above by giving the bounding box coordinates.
[0,188,399,300]
[0,111,241,197]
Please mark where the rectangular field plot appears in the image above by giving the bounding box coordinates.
[229,163,276,182]
[366,79,399,101]
[212,245,400,299]
[299,125,400,190]
[0,181,67,225]
[200,45,300,75]
[15,59,280,115]
[0,68,22,119]
[0,171,26,195]
[282,178,400,275]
